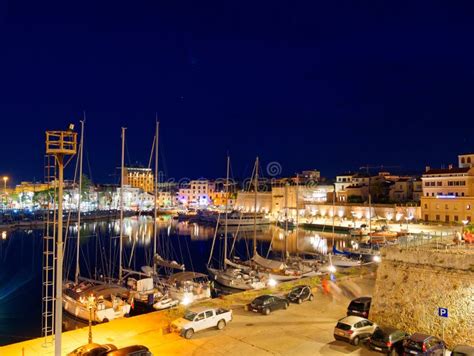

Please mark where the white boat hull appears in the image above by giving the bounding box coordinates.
[63,293,131,323]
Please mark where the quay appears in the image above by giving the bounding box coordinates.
[0,268,378,356]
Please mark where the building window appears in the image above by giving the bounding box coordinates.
[424,204,428,209]
[461,157,465,164]
[468,157,472,163]
[445,215,450,223]
[437,182,442,186]
[436,215,440,221]
[424,214,428,221]
[454,215,459,222]
[432,193,435,196]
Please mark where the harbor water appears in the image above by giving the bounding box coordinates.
[0,215,351,346]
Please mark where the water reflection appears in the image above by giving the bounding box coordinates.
[0,215,353,346]
[78,215,351,255]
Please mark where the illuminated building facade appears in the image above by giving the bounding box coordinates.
[124,167,154,193]
[421,154,474,223]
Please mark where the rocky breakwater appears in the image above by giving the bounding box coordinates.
[370,245,474,348]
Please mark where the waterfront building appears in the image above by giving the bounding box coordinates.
[421,154,474,223]
[178,179,216,207]
[124,167,154,193]
[234,191,272,213]
[14,181,49,194]
[459,153,474,168]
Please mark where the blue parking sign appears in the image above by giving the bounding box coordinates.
[438,307,448,318]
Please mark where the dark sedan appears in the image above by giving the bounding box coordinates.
[287,285,314,304]
[248,295,289,315]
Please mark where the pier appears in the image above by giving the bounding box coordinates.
[0,269,377,355]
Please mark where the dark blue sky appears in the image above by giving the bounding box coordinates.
[1,1,473,184]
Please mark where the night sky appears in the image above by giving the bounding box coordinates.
[1,1,474,184]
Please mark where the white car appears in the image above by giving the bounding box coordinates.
[334,316,378,346]
[171,307,233,339]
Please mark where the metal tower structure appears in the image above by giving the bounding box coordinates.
[45,129,77,355]
[42,154,57,347]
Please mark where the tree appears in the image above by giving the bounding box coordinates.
[348,195,363,204]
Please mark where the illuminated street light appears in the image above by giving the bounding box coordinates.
[181,295,192,306]
[86,294,96,344]
[373,255,381,263]
[268,278,277,287]
[2,176,8,193]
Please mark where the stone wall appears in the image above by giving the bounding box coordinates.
[370,247,474,348]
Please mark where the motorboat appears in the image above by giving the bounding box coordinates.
[63,281,132,323]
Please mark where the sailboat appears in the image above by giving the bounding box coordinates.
[207,156,268,291]
[142,121,210,306]
[233,158,315,282]
[63,120,132,323]
[119,122,180,311]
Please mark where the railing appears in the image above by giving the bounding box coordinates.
[397,232,459,250]
[46,131,77,155]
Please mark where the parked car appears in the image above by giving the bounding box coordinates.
[247,295,289,315]
[105,345,151,356]
[171,306,233,339]
[68,343,117,356]
[347,296,372,318]
[333,316,378,346]
[368,326,408,355]
[286,285,314,304]
[452,345,474,356]
[403,333,446,355]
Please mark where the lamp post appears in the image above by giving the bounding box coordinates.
[2,176,8,209]
[86,294,96,344]
[462,219,469,238]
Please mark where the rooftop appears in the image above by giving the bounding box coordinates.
[424,167,470,175]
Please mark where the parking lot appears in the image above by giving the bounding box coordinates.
[149,275,381,355]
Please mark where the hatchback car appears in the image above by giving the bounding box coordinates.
[369,326,408,355]
[347,296,372,318]
[452,345,474,356]
[105,345,151,356]
[68,343,117,356]
[333,316,378,346]
[248,295,289,315]
[403,333,446,355]
[287,285,314,304]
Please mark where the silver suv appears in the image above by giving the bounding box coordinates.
[334,316,378,346]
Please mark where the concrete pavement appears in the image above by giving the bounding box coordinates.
[1,273,380,356]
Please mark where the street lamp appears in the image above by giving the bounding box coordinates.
[2,176,8,193]
[86,294,96,344]
[462,219,469,238]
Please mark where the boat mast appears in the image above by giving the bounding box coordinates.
[75,117,85,285]
[284,181,288,261]
[295,173,299,257]
[368,176,372,245]
[119,127,126,283]
[224,155,230,270]
[253,157,259,257]
[153,119,159,272]
[332,182,335,248]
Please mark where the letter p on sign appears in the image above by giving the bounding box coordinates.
[438,307,448,318]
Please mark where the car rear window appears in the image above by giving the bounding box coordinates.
[405,339,423,351]
[349,301,366,310]
[372,329,389,341]
[336,322,351,331]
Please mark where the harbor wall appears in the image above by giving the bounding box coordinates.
[370,246,474,348]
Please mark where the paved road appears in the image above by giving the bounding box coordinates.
[149,275,380,355]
